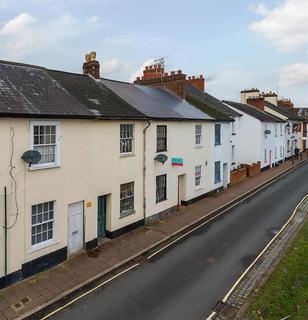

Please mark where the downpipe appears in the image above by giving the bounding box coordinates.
[143,121,151,222]
[4,186,8,286]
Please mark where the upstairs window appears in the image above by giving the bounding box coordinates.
[195,125,202,146]
[195,165,202,187]
[120,182,134,218]
[275,124,278,137]
[280,123,283,136]
[156,174,167,203]
[215,124,221,145]
[120,124,134,154]
[157,125,167,152]
[231,119,236,134]
[30,121,59,168]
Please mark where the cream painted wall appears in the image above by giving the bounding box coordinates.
[0,118,145,278]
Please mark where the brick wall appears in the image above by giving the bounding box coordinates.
[230,167,247,185]
[246,97,265,110]
[247,162,261,177]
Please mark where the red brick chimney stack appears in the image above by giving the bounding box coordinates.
[246,97,265,110]
[83,51,100,79]
[278,99,296,112]
[134,63,205,98]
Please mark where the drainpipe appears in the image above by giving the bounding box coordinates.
[143,121,151,223]
[4,186,8,286]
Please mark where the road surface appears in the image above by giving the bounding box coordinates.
[50,162,308,320]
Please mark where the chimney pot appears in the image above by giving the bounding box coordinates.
[192,76,195,79]
[200,75,203,78]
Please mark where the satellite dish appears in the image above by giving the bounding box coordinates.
[21,150,41,167]
[154,154,168,164]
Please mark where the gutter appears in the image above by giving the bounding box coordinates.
[143,121,151,222]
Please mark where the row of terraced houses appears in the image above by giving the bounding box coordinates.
[0,53,307,288]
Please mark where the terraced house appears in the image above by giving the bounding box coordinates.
[0,56,230,288]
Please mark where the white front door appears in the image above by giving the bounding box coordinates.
[68,201,84,256]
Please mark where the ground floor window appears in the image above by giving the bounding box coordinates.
[31,201,55,246]
[156,174,167,203]
[264,149,267,162]
[214,161,221,183]
[120,182,134,217]
[195,165,202,187]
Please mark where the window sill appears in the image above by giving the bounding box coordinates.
[156,198,167,204]
[214,143,221,146]
[29,164,60,171]
[156,150,168,153]
[194,186,203,191]
[194,145,203,149]
[120,210,135,218]
[120,152,135,158]
[28,239,59,254]
[214,180,221,184]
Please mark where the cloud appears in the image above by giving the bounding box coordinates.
[0,13,79,60]
[250,0,308,52]
[87,15,99,23]
[103,58,131,75]
[129,59,154,82]
[279,63,308,86]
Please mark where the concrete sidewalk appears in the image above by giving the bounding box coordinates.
[0,159,306,320]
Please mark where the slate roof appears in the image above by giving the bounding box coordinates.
[0,60,94,118]
[265,101,307,122]
[101,78,213,120]
[186,84,241,119]
[223,100,285,123]
[48,70,147,119]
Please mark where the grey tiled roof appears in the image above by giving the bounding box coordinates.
[0,61,94,118]
[223,100,285,122]
[101,78,213,120]
[48,70,147,119]
[186,85,242,118]
[265,101,306,122]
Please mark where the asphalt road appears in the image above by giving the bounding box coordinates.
[50,162,308,320]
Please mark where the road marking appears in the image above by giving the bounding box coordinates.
[147,163,307,260]
[40,263,140,320]
[206,194,308,319]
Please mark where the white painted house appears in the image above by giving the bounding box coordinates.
[239,88,307,158]
[223,100,285,169]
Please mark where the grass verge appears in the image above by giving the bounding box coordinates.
[243,219,308,320]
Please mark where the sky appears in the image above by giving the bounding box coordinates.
[0,0,307,106]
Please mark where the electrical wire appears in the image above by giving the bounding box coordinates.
[6,127,20,229]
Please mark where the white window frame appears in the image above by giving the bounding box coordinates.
[231,145,235,164]
[195,124,203,147]
[120,182,135,218]
[264,149,267,162]
[31,200,56,250]
[120,124,134,154]
[195,165,202,188]
[231,118,236,135]
[29,121,60,170]
[214,161,221,183]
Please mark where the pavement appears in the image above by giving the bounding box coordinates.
[0,158,307,320]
